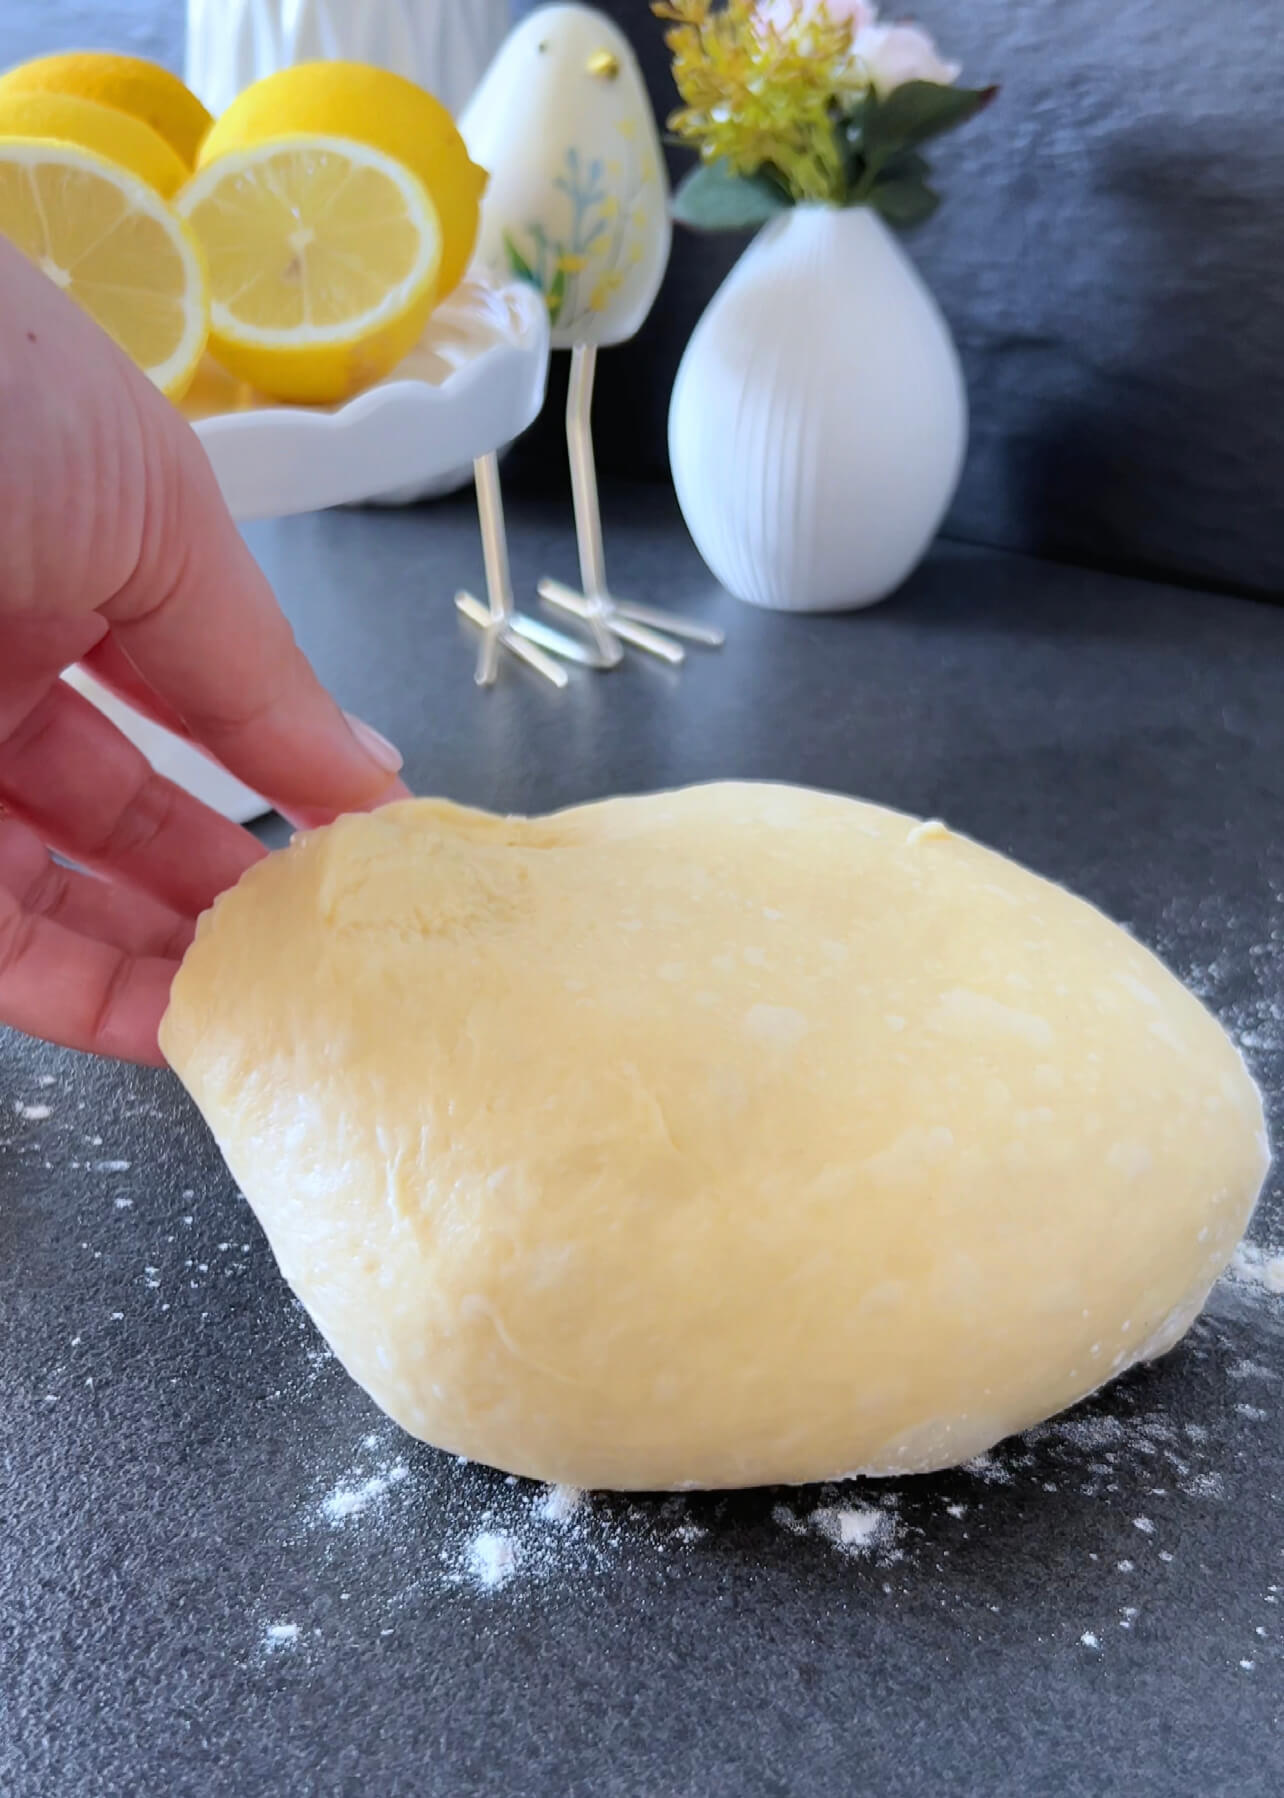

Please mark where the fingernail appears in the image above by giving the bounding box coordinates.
[344,711,404,775]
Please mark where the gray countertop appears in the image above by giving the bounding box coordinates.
[2,486,1282,1796]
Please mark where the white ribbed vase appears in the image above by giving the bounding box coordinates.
[184,0,509,119]
[669,204,968,613]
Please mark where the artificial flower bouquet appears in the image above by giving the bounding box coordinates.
[653,0,996,230]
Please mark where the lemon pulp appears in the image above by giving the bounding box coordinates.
[198,62,484,300]
[0,139,208,396]
[177,135,442,404]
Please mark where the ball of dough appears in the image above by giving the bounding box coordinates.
[161,786,1269,1490]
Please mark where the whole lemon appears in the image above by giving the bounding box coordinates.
[0,52,213,166]
[199,62,487,302]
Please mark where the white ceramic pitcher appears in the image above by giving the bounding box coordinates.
[185,0,509,120]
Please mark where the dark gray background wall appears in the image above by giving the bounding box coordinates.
[8,1,1283,600]
[515,0,1284,602]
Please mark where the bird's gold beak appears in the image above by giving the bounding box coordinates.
[587,49,620,80]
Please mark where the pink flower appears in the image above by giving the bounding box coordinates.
[756,0,879,36]
[853,21,962,92]
[817,0,879,25]
[754,5,962,93]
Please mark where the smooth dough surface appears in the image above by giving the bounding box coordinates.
[161,785,1269,1489]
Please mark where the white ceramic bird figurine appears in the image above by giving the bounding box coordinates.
[460,2,724,672]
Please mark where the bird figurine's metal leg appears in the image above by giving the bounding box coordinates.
[538,345,725,666]
[456,451,606,688]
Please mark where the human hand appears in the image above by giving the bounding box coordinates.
[0,237,409,1066]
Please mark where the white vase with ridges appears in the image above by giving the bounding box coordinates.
[668,204,968,613]
[185,0,508,119]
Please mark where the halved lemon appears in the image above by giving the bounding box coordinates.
[198,62,485,302]
[176,136,443,404]
[0,91,189,195]
[0,139,208,397]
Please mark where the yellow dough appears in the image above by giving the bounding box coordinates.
[161,785,1269,1490]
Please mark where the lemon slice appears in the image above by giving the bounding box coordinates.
[0,91,189,195]
[0,139,208,397]
[198,62,485,301]
[0,52,212,166]
[177,136,443,405]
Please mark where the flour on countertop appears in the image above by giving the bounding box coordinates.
[1153,887,1284,1064]
[1229,1358,1280,1382]
[239,1284,1282,1656]
[960,1453,1014,1485]
[440,1476,641,1594]
[809,1504,902,1560]
[533,1483,583,1525]
[1228,1243,1284,1297]
[464,1531,520,1592]
[321,1462,409,1525]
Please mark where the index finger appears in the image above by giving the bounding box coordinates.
[2,241,408,818]
[103,392,408,813]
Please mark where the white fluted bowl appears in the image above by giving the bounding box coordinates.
[181,276,550,519]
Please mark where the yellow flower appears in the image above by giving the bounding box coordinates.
[601,194,620,219]
[557,253,589,272]
[653,0,866,205]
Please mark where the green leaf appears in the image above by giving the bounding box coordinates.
[503,231,540,289]
[672,160,791,233]
[878,148,931,184]
[864,82,997,157]
[868,175,942,228]
[547,265,567,325]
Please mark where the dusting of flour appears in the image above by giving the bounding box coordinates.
[808,1504,902,1559]
[322,1462,409,1524]
[1228,1243,1284,1297]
